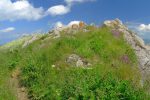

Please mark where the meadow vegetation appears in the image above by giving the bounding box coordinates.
[0,26,150,100]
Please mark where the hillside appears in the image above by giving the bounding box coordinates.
[0,19,150,100]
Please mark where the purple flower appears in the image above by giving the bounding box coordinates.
[121,55,130,64]
[111,30,121,38]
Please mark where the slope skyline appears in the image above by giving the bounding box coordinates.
[1,0,150,45]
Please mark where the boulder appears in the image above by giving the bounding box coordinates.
[66,54,91,67]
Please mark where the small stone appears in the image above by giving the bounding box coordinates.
[11,73,15,78]
[11,68,20,78]
[21,87,25,92]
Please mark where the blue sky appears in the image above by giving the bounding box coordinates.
[1,0,150,45]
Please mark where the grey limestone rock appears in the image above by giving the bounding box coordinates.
[66,54,91,67]
[104,19,150,81]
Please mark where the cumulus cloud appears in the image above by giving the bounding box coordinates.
[44,0,96,16]
[0,0,96,21]
[126,22,150,40]
[0,27,15,33]
[47,5,70,16]
[138,24,150,32]
[54,20,81,28]
[65,0,96,6]
[68,21,80,26]
[55,21,64,28]
[0,0,44,21]
[54,20,82,28]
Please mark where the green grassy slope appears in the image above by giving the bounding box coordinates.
[0,34,43,50]
[0,34,43,100]
[0,36,30,50]
[0,50,17,100]
[0,26,150,100]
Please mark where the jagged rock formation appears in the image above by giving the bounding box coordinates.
[49,29,61,39]
[104,19,150,81]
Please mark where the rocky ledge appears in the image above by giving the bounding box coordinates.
[104,19,150,82]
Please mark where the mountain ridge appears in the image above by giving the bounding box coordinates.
[2,19,150,81]
[104,19,150,82]
[0,19,150,99]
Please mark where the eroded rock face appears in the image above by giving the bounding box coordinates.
[48,28,61,39]
[104,19,150,81]
[22,35,38,48]
[66,54,91,67]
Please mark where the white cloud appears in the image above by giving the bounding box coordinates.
[126,22,150,39]
[65,0,96,5]
[46,5,70,16]
[0,0,96,21]
[0,27,15,33]
[138,24,150,32]
[0,0,44,21]
[65,0,87,6]
[55,21,64,28]
[54,20,81,28]
[68,21,80,26]
[46,0,96,16]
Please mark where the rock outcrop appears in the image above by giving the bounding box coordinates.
[48,21,87,38]
[104,19,150,81]
[22,35,38,48]
[66,54,91,67]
